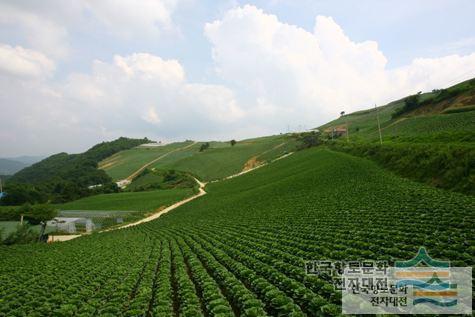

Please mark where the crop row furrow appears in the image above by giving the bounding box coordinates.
[182,229,306,316]
[170,238,204,316]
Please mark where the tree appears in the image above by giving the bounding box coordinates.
[230,140,237,146]
[21,203,58,241]
[340,111,345,116]
[199,142,210,152]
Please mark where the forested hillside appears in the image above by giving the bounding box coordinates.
[2,137,151,205]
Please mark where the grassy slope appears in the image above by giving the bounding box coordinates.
[1,147,472,315]
[152,135,297,181]
[317,79,474,195]
[319,78,475,143]
[59,188,194,212]
[99,141,193,181]
[101,134,297,183]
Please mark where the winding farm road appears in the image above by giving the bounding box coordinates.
[108,178,207,231]
[53,150,294,240]
[109,152,294,231]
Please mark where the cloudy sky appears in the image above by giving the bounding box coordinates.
[1,0,475,157]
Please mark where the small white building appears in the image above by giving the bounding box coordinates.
[138,142,163,147]
[47,217,94,233]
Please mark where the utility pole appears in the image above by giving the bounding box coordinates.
[341,111,349,142]
[346,117,349,142]
[375,104,383,145]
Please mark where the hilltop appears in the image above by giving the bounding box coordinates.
[319,77,475,144]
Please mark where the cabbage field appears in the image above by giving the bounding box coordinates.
[0,148,473,316]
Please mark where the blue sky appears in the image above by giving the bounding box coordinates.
[1,0,475,156]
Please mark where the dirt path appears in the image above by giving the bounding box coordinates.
[116,141,197,188]
[52,151,294,241]
[104,178,207,231]
[111,152,294,230]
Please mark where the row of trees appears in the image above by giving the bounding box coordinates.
[199,140,237,152]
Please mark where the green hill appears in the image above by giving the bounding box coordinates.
[317,78,475,195]
[149,135,297,181]
[99,141,194,181]
[319,77,475,143]
[1,147,472,316]
[100,134,297,183]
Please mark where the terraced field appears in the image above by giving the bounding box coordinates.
[1,148,473,316]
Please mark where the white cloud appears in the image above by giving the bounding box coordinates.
[142,106,161,124]
[0,2,71,59]
[83,0,179,38]
[205,5,475,127]
[0,44,55,78]
[0,1,181,61]
[2,4,475,156]
[0,52,245,155]
[113,53,185,84]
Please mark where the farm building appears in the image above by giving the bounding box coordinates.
[47,217,94,234]
[324,127,347,137]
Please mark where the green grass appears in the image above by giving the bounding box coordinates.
[151,135,297,181]
[59,188,194,212]
[0,221,55,239]
[1,147,472,316]
[99,141,193,181]
[0,221,23,238]
[319,78,475,144]
[319,100,402,139]
[378,110,475,142]
[100,135,296,183]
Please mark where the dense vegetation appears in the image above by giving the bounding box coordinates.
[2,137,151,205]
[127,169,196,192]
[392,78,475,118]
[1,148,473,316]
[330,142,474,195]
[316,77,474,197]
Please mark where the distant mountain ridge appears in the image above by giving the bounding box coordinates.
[0,159,27,175]
[9,156,45,165]
[0,156,44,175]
